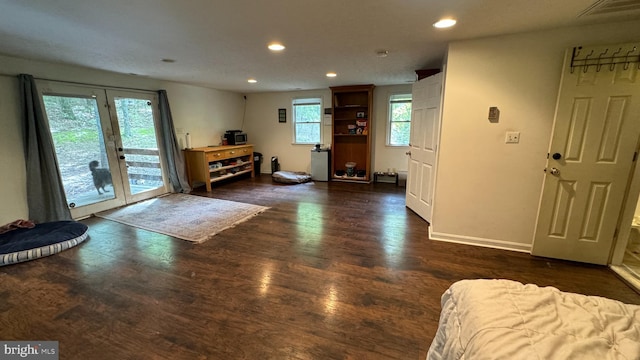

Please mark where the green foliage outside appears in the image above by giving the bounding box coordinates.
[294,103,321,144]
[390,102,411,146]
[43,95,161,198]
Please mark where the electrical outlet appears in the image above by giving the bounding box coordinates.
[505,131,520,144]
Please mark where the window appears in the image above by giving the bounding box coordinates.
[293,97,322,144]
[387,94,412,146]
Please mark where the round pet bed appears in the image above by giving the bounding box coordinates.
[272,171,312,184]
[0,220,88,266]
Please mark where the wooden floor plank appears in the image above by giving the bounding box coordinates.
[0,174,638,359]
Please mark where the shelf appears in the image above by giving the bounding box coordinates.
[209,162,250,173]
[184,144,254,192]
[210,169,253,183]
[330,85,374,183]
[332,174,370,182]
[334,105,367,109]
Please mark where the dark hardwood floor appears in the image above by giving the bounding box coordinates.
[1,174,638,359]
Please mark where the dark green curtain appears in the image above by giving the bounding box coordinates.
[18,74,72,222]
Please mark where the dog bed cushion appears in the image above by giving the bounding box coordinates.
[0,220,88,266]
[272,171,312,184]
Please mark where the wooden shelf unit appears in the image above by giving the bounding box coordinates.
[330,85,374,182]
[184,144,254,192]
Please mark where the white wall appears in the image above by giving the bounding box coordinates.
[0,54,243,225]
[244,84,413,174]
[373,84,412,173]
[432,19,640,251]
[242,89,332,174]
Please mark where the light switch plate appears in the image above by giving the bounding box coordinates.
[505,131,520,144]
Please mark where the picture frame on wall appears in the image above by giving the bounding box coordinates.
[278,108,286,123]
[356,111,365,118]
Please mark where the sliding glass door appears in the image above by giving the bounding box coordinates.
[38,82,169,219]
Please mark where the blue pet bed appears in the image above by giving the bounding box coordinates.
[0,220,88,266]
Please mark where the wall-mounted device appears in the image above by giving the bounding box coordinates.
[488,106,500,122]
[224,130,247,145]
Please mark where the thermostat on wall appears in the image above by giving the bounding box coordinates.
[488,106,500,122]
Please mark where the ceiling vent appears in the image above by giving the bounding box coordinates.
[579,0,640,17]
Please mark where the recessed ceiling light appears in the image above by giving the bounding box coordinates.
[268,43,285,51]
[433,18,457,28]
[326,72,337,78]
[247,79,257,83]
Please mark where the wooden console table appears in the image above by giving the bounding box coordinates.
[184,144,254,192]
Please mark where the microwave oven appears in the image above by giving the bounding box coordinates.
[225,131,247,145]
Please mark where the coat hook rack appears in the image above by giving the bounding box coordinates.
[609,48,622,71]
[570,45,640,73]
[596,49,608,72]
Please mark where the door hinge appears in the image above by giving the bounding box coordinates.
[633,152,638,162]
[546,153,549,159]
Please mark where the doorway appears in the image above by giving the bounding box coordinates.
[37,82,170,219]
[532,42,640,265]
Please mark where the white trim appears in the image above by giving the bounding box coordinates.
[429,228,532,253]
[291,96,323,145]
[386,92,412,146]
[609,265,640,293]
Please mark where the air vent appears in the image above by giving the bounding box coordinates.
[580,0,640,16]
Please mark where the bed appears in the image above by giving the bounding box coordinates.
[427,279,640,360]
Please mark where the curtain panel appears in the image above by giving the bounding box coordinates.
[18,74,72,222]
[158,90,191,193]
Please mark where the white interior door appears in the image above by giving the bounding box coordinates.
[532,43,640,264]
[406,72,443,223]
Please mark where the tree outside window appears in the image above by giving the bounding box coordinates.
[293,98,322,144]
[388,94,412,146]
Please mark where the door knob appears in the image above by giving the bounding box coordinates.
[549,167,560,176]
[552,153,562,160]
[405,151,411,156]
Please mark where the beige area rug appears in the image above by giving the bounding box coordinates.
[95,194,269,243]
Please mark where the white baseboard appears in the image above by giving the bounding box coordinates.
[429,229,532,253]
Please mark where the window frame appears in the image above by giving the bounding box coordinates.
[386,93,412,147]
[292,96,323,145]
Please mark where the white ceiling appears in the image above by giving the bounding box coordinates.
[0,0,638,93]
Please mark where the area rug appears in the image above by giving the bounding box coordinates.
[95,194,269,243]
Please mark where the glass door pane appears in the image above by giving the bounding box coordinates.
[38,83,169,219]
[108,90,169,203]
[38,83,126,219]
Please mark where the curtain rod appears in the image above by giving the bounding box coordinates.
[0,72,161,93]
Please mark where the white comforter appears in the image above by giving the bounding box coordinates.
[427,279,640,360]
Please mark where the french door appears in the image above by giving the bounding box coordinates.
[37,82,170,219]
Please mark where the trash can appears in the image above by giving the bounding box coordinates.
[253,152,263,176]
[271,156,280,174]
